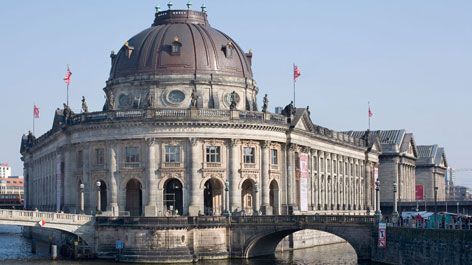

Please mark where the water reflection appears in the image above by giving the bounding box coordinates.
[0,225,374,265]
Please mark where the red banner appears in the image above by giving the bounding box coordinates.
[415,185,424,201]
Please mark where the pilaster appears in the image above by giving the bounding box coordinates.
[229,139,241,212]
[145,138,158,216]
[260,140,271,215]
[188,138,202,216]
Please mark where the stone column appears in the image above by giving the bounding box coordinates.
[81,143,90,213]
[188,138,202,216]
[365,161,373,213]
[260,141,271,215]
[62,145,73,212]
[286,143,297,213]
[107,141,119,216]
[144,138,157,216]
[229,139,241,212]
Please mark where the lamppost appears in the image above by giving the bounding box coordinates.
[392,181,398,217]
[375,180,381,222]
[96,180,101,214]
[80,183,84,214]
[434,186,438,228]
[254,183,259,215]
[224,180,230,216]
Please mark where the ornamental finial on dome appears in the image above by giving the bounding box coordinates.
[187,1,192,10]
[167,1,173,10]
[201,4,206,13]
[155,5,161,13]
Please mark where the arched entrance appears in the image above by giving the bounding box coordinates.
[241,179,255,215]
[164,179,183,215]
[99,180,107,212]
[269,180,279,215]
[125,179,142,216]
[203,179,223,216]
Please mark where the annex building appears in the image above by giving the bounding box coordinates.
[20,7,381,217]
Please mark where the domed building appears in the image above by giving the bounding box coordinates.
[21,7,381,217]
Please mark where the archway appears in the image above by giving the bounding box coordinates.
[125,179,142,216]
[269,180,279,215]
[241,179,255,215]
[99,180,107,212]
[244,227,367,260]
[203,179,223,216]
[164,178,183,215]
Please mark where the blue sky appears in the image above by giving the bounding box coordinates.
[1,1,471,188]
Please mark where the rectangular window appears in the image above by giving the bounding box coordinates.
[165,145,181,163]
[327,159,331,172]
[350,163,354,176]
[345,162,348,175]
[244,147,255,164]
[320,158,324,172]
[76,150,83,168]
[126,147,140,163]
[313,156,317,171]
[95,148,105,165]
[333,160,337,174]
[270,149,278,165]
[206,146,221,163]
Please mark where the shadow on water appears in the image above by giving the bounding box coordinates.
[0,225,384,265]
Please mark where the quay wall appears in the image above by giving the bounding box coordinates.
[371,227,472,265]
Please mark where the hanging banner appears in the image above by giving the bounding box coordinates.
[56,154,62,212]
[374,167,379,182]
[378,222,386,248]
[299,152,308,211]
[415,185,424,201]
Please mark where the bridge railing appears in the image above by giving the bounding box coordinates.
[0,209,93,225]
[230,215,376,225]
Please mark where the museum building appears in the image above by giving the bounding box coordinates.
[20,7,381,217]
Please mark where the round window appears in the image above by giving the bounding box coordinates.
[118,94,129,108]
[168,90,185,104]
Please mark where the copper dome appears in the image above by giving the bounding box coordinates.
[109,10,253,80]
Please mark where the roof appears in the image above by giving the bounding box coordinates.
[345,130,405,145]
[417,144,447,167]
[110,9,253,80]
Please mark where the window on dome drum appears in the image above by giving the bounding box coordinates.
[223,42,233,58]
[270,149,278,165]
[165,145,181,163]
[206,146,220,163]
[171,37,182,56]
[95,148,105,166]
[243,147,255,164]
[126,147,140,163]
[76,150,83,168]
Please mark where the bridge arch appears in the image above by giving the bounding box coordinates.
[242,225,371,260]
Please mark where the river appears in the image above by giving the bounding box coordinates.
[0,225,379,265]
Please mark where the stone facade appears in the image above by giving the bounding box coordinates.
[345,130,418,203]
[416,145,447,201]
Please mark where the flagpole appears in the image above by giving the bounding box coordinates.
[368,101,370,130]
[293,63,296,107]
[66,64,69,106]
[33,104,35,136]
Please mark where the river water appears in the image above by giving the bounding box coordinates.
[0,225,378,265]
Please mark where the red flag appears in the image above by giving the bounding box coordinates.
[294,64,301,82]
[64,66,72,85]
[368,106,373,118]
[33,105,40,118]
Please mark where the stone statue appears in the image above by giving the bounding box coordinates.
[81,96,88,113]
[105,89,115,111]
[133,96,141,109]
[262,94,268,113]
[230,91,237,110]
[306,105,310,116]
[190,89,198,108]
[63,103,73,124]
[146,91,154,108]
[281,101,295,117]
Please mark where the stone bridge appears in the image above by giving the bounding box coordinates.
[0,209,95,247]
[228,215,375,260]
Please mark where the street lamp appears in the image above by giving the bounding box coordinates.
[375,180,381,222]
[434,186,438,228]
[223,180,230,216]
[96,180,101,213]
[392,181,398,217]
[79,183,85,214]
[254,183,259,215]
